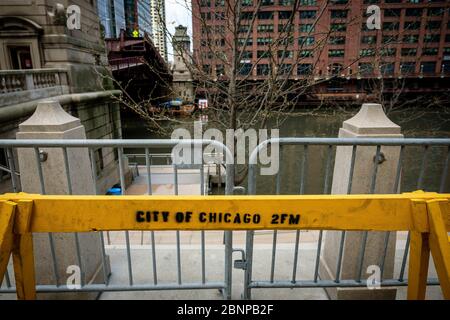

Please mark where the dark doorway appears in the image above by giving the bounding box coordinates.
[9,46,33,69]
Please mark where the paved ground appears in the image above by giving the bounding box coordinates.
[98,241,443,300]
[0,240,443,300]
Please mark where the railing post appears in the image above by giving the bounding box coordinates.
[320,103,403,300]
[426,200,450,299]
[0,200,16,287]
[12,200,36,300]
[407,231,430,300]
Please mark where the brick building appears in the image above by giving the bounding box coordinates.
[192,0,450,102]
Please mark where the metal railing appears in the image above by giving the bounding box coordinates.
[0,139,234,299]
[0,137,449,300]
[243,137,450,299]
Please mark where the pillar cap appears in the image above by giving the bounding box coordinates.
[343,103,401,135]
[19,100,81,132]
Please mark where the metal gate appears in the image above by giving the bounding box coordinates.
[0,139,235,299]
[242,137,450,299]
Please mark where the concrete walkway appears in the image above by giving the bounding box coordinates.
[98,241,443,300]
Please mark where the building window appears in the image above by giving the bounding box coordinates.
[361,35,377,44]
[257,37,272,46]
[421,62,436,74]
[423,48,439,56]
[405,8,423,17]
[240,12,253,20]
[428,8,444,16]
[216,64,224,77]
[330,10,348,19]
[384,0,401,3]
[242,51,253,59]
[359,63,374,75]
[215,0,225,6]
[446,34,450,42]
[299,24,314,33]
[257,50,271,58]
[401,48,417,56]
[364,0,380,3]
[381,63,395,75]
[239,25,251,33]
[300,0,317,4]
[279,64,292,75]
[329,49,345,57]
[279,0,295,5]
[262,0,274,4]
[329,36,346,45]
[424,34,440,43]
[401,62,416,74]
[258,24,274,32]
[359,49,375,57]
[426,21,441,30]
[297,64,313,75]
[242,0,253,6]
[299,36,315,46]
[404,21,421,30]
[201,12,212,21]
[279,11,293,20]
[214,12,225,20]
[299,50,313,57]
[299,10,316,19]
[257,11,274,20]
[200,0,211,7]
[239,63,252,76]
[238,38,253,46]
[384,9,401,17]
[330,23,346,32]
[278,24,293,33]
[382,35,398,44]
[381,48,396,56]
[278,50,293,58]
[383,22,399,31]
[202,65,211,74]
[403,34,419,43]
[257,64,270,75]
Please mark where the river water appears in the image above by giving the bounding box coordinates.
[122,108,450,195]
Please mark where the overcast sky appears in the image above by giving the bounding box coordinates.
[165,0,192,62]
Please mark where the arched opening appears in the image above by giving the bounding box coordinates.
[0,16,43,70]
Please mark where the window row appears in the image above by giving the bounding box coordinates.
[201,61,446,77]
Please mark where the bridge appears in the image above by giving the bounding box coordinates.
[106,31,172,104]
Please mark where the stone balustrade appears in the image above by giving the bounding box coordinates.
[0,69,69,107]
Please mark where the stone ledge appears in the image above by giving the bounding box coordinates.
[0,90,121,123]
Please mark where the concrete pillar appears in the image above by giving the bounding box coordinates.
[16,100,110,299]
[319,103,403,299]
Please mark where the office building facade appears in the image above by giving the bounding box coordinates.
[150,0,168,61]
[192,0,450,98]
[97,0,126,38]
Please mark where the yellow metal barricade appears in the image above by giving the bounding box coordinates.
[0,192,449,300]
